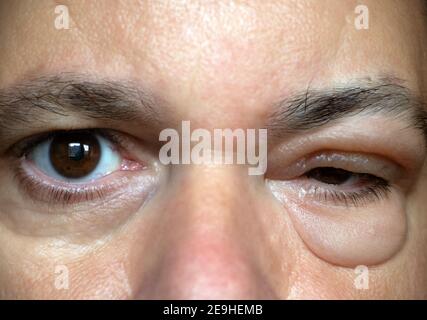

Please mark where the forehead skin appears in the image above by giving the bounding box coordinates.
[0,0,427,299]
[0,0,426,126]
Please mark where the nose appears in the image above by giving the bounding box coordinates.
[135,165,279,299]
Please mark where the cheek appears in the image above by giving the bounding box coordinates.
[0,229,133,299]
[269,182,407,267]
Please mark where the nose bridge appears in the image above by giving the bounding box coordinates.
[139,165,277,299]
[174,165,254,234]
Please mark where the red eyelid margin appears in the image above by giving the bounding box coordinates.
[120,158,146,171]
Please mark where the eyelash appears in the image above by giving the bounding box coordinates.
[11,129,139,205]
[299,169,392,207]
[14,166,130,205]
[10,129,394,208]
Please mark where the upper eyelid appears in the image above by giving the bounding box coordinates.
[8,128,121,158]
[267,121,426,177]
[267,151,402,182]
[301,152,400,177]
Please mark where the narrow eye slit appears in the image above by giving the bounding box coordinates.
[305,167,353,185]
[27,130,122,183]
[300,166,391,206]
[267,151,401,207]
[304,166,388,189]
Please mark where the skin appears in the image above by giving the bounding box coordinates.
[0,0,426,299]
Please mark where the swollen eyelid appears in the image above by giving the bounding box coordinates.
[272,151,401,182]
[267,176,407,267]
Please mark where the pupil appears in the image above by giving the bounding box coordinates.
[306,167,352,185]
[49,131,101,178]
[68,143,87,161]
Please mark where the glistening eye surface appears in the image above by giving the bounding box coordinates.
[9,129,155,206]
[28,130,121,182]
[0,127,161,239]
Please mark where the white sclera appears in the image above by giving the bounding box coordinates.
[28,134,122,183]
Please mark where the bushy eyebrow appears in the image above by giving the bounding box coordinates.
[0,73,160,134]
[0,74,426,144]
[267,80,427,139]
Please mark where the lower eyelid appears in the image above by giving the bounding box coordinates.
[5,128,161,207]
[268,177,408,267]
[0,159,160,238]
[16,159,123,203]
[14,156,151,205]
[269,177,392,208]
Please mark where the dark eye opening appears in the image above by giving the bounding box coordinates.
[305,167,355,185]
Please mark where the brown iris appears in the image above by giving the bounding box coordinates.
[49,131,101,178]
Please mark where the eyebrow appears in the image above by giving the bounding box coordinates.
[0,75,426,143]
[267,79,427,140]
[0,73,160,134]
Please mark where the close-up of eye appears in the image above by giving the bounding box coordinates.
[7,129,155,206]
[265,148,415,268]
[267,150,404,206]
[26,130,121,182]
[1,0,427,306]
[300,166,391,206]
[304,166,383,187]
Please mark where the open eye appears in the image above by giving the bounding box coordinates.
[11,129,150,205]
[27,130,121,183]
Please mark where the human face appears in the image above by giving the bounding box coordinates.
[0,0,426,299]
